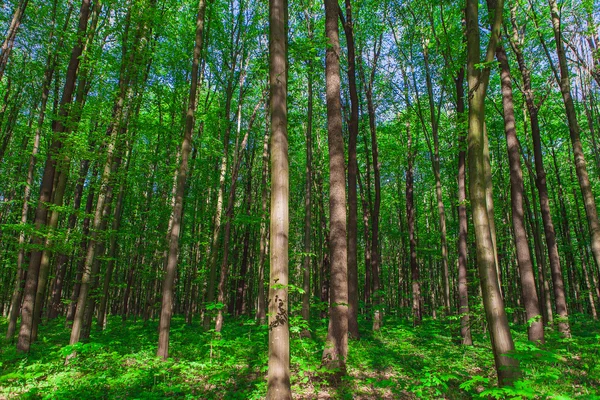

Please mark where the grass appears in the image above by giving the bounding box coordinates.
[0,313,599,399]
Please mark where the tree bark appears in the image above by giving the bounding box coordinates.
[508,6,570,337]
[401,67,421,326]
[214,89,262,332]
[17,0,92,353]
[422,44,451,314]
[466,0,521,385]
[455,67,472,345]
[301,51,313,336]
[548,0,600,307]
[495,42,543,343]
[266,0,291,396]
[364,41,382,331]
[156,0,206,360]
[256,106,269,324]
[339,0,359,339]
[322,0,348,372]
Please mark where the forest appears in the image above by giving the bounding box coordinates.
[0,0,599,398]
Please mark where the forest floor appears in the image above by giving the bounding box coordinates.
[0,313,599,399]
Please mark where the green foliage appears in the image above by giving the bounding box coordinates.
[2,315,598,399]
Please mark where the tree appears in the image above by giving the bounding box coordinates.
[157,0,207,360]
[494,38,544,343]
[548,0,600,308]
[339,0,360,340]
[322,0,348,373]
[266,0,291,397]
[17,0,92,353]
[507,4,570,336]
[465,0,521,385]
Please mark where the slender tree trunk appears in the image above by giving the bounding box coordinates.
[495,42,543,343]
[466,0,520,385]
[548,0,600,297]
[202,74,237,331]
[96,148,131,329]
[31,162,69,341]
[266,0,291,396]
[455,67,472,345]
[357,166,371,308]
[322,0,348,372]
[509,7,569,337]
[48,156,90,320]
[422,44,451,313]
[17,0,92,353]
[256,107,269,324]
[70,7,153,345]
[156,0,206,360]
[235,163,253,316]
[401,68,421,326]
[364,44,382,331]
[301,53,313,336]
[340,0,359,339]
[6,45,55,338]
[214,90,262,331]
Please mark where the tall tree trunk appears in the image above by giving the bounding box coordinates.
[266,0,291,396]
[402,68,421,326]
[322,0,348,373]
[508,6,569,337]
[202,63,238,330]
[255,107,269,324]
[301,53,313,336]
[548,0,600,303]
[69,2,154,345]
[17,0,92,353]
[466,0,520,385]
[214,89,262,332]
[5,21,60,335]
[339,0,359,339]
[495,42,543,343]
[422,44,451,313]
[235,159,253,316]
[156,0,206,360]
[455,67,472,345]
[363,40,382,331]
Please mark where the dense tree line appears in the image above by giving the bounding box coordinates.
[0,0,599,393]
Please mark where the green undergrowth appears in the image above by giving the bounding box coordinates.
[0,314,598,399]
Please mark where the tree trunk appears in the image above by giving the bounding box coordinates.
[156,0,206,360]
[548,0,600,307]
[6,37,56,337]
[17,0,92,353]
[508,6,569,337]
[495,42,543,343]
[364,41,382,331]
[466,0,520,385]
[402,68,421,326]
[322,0,348,373]
[69,5,153,345]
[255,107,269,324]
[455,67,472,345]
[202,60,238,331]
[266,0,291,396]
[340,0,359,339]
[422,44,451,313]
